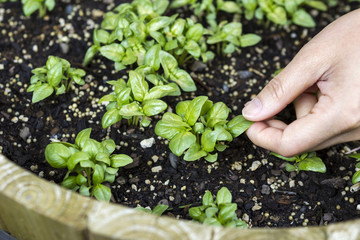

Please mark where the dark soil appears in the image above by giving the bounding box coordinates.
[1,0,360,228]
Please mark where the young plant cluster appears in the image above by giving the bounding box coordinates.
[45,128,133,201]
[83,0,260,73]
[189,187,248,228]
[271,152,326,173]
[99,70,180,128]
[136,204,169,216]
[0,0,55,17]
[155,96,253,162]
[27,56,86,103]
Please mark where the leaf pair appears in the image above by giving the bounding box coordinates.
[155,96,253,162]
[45,128,133,201]
[271,152,326,173]
[189,187,248,228]
[100,70,180,128]
[22,0,55,17]
[27,56,86,103]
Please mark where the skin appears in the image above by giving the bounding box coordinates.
[242,9,360,157]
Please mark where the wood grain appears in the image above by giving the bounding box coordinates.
[0,154,360,240]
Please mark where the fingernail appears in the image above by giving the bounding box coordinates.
[242,98,262,117]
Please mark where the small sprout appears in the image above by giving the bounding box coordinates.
[155,96,253,162]
[189,187,248,228]
[99,70,180,128]
[136,204,169,216]
[45,128,133,201]
[22,0,56,17]
[271,152,326,174]
[348,153,360,184]
[27,56,86,103]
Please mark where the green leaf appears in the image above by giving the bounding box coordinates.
[82,139,101,160]
[352,171,360,184]
[171,69,196,92]
[349,153,360,160]
[205,153,218,163]
[76,174,87,185]
[298,157,326,173]
[240,34,261,47]
[201,128,217,152]
[305,1,327,11]
[79,160,95,169]
[218,203,237,224]
[184,143,207,161]
[79,185,91,197]
[155,113,189,140]
[285,163,297,172]
[202,190,214,206]
[216,187,232,205]
[95,29,110,44]
[110,154,133,168]
[160,50,178,77]
[102,108,122,129]
[214,125,232,141]
[119,102,143,116]
[101,12,118,30]
[189,206,205,221]
[93,164,105,185]
[45,0,55,11]
[101,139,116,155]
[267,6,287,25]
[45,143,71,168]
[61,176,77,189]
[142,99,167,116]
[99,43,125,62]
[47,62,63,87]
[147,16,173,32]
[284,0,297,14]
[144,83,180,100]
[152,204,169,216]
[169,132,196,156]
[226,115,253,137]
[32,84,54,103]
[292,9,315,27]
[75,128,92,149]
[23,0,41,16]
[149,31,166,46]
[184,40,201,58]
[218,1,241,13]
[95,152,111,165]
[92,184,111,202]
[215,143,227,152]
[129,71,148,102]
[203,218,222,226]
[186,23,204,42]
[270,152,298,162]
[83,45,99,66]
[122,48,137,65]
[184,96,208,126]
[105,167,118,175]
[175,101,190,119]
[171,18,186,36]
[206,102,230,122]
[193,122,205,134]
[205,207,218,218]
[144,44,161,71]
[67,151,91,171]
[164,39,178,51]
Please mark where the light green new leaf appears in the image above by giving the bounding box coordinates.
[292,9,315,27]
[45,0,55,11]
[75,128,92,149]
[160,50,178,78]
[185,96,208,126]
[144,83,180,100]
[184,143,207,161]
[305,1,327,11]
[92,184,111,202]
[206,102,230,122]
[214,125,232,142]
[184,40,201,58]
[142,99,167,116]
[82,139,101,158]
[102,108,122,129]
[93,164,105,185]
[119,102,143,116]
[240,34,261,47]
[144,44,161,71]
[202,190,214,206]
[129,71,148,102]
[267,6,287,25]
[83,45,99,66]
[226,115,253,137]
[186,23,204,42]
[169,132,196,156]
[111,154,133,168]
[32,84,54,103]
[298,157,326,173]
[101,139,116,155]
[171,69,196,92]
[99,43,125,62]
[155,113,189,139]
[216,186,232,205]
[23,0,41,16]
[67,151,91,171]
[205,153,218,163]
[45,143,71,168]
[152,204,169,216]
[176,100,190,118]
[146,16,173,32]
[201,128,218,152]
[95,29,110,44]
[218,203,237,224]
[352,171,360,184]
[205,207,218,218]
[48,62,63,87]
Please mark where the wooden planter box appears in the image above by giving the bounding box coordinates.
[0,154,359,240]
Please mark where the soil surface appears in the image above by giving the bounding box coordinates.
[1,0,360,228]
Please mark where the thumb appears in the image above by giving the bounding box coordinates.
[242,46,329,121]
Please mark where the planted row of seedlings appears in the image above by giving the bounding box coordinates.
[1,0,360,228]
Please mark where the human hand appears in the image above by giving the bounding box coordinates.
[242,9,360,157]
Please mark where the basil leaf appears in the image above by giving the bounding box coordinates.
[32,84,54,103]
[184,143,207,161]
[99,43,125,62]
[92,184,111,202]
[169,132,196,156]
[129,70,148,102]
[75,128,92,149]
[45,143,71,168]
[119,102,143,116]
[142,99,167,116]
[185,96,208,126]
[67,151,91,171]
[226,115,253,137]
[298,157,326,173]
[216,187,232,205]
[110,154,133,168]
[102,108,122,129]
[292,9,315,27]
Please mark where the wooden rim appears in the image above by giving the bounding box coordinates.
[0,154,359,240]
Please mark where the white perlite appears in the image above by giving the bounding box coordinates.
[249,161,261,171]
[151,166,162,173]
[140,137,155,148]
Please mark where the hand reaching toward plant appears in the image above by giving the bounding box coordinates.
[242,9,360,157]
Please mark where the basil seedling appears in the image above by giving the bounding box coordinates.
[136,204,169,216]
[45,128,133,201]
[348,153,360,184]
[155,96,253,162]
[189,187,248,228]
[271,152,326,173]
[22,0,55,17]
[99,70,180,128]
[27,56,86,103]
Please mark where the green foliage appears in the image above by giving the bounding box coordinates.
[136,204,169,216]
[240,0,330,27]
[27,56,86,103]
[99,70,180,128]
[189,187,248,228]
[207,21,261,55]
[348,153,360,184]
[21,0,55,17]
[45,128,133,201]
[271,152,326,173]
[155,96,253,162]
